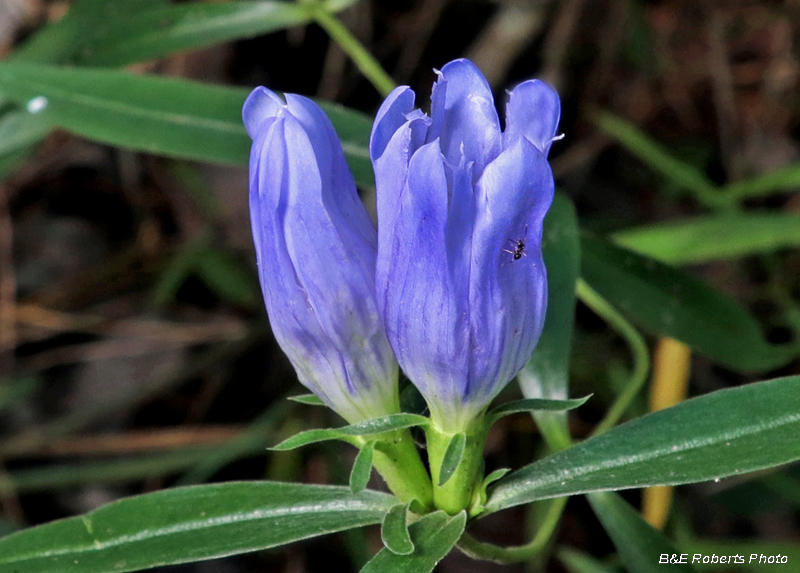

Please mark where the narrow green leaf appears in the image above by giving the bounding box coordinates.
[581,233,796,372]
[588,491,696,572]
[726,161,800,201]
[350,442,375,494]
[14,0,356,67]
[438,433,466,487]
[485,376,800,512]
[0,482,397,573]
[488,396,590,423]
[287,393,326,406]
[0,63,375,186]
[518,193,580,451]
[271,414,429,451]
[0,61,249,164]
[612,213,800,264]
[13,0,168,65]
[381,503,414,555]
[594,111,723,207]
[482,468,511,490]
[74,2,315,67]
[360,511,467,573]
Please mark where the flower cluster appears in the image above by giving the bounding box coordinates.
[244,59,559,508]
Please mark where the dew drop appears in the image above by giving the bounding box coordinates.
[27,96,48,114]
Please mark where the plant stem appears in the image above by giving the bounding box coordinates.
[366,429,433,512]
[456,496,568,564]
[425,420,487,515]
[576,279,651,436]
[306,1,396,97]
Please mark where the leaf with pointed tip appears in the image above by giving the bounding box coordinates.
[612,213,800,265]
[486,376,800,513]
[361,511,467,573]
[287,394,326,406]
[0,482,397,573]
[271,414,429,451]
[488,396,590,424]
[581,233,796,372]
[438,433,466,487]
[0,62,375,187]
[588,492,696,572]
[381,503,414,555]
[350,442,375,494]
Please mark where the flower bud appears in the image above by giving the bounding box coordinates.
[244,87,399,423]
[370,59,559,433]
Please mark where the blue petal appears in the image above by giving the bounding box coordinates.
[284,94,377,250]
[250,107,397,423]
[428,59,501,174]
[242,86,284,138]
[370,86,418,161]
[379,141,471,421]
[504,79,561,155]
[373,112,431,312]
[466,137,553,403]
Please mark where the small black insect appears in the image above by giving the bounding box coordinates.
[502,225,528,263]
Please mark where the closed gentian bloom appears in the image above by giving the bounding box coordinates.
[244,87,400,424]
[370,59,560,434]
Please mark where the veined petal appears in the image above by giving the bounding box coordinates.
[467,137,553,403]
[248,89,398,423]
[370,86,418,161]
[504,79,561,155]
[369,59,560,433]
[428,59,501,174]
[374,112,431,311]
[284,93,377,251]
[380,142,471,422]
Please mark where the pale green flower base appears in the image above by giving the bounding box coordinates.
[368,429,434,512]
[426,421,489,515]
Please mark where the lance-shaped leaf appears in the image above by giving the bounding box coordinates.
[0,62,374,186]
[581,233,796,372]
[612,213,800,265]
[0,482,396,573]
[487,396,590,425]
[485,376,800,512]
[271,414,429,451]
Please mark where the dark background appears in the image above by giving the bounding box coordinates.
[1,1,799,571]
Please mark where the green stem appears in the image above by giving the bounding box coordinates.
[576,279,651,436]
[425,421,487,515]
[456,496,568,564]
[365,429,433,512]
[305,0,396,97]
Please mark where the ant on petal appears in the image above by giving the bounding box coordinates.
[502,225,528,264]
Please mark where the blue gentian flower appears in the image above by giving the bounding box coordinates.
[244,87,400,424]
[370,59,560,433]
